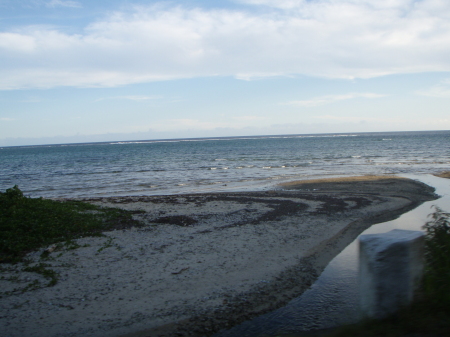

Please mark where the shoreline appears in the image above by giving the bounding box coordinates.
[0,176,438,337]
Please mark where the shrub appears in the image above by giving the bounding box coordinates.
[0,185,140,263]
[423,206,450,306]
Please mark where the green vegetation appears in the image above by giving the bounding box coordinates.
[23,263,59,287]
[0,185,143,294]
[0,185,141,264]
[422,207,450,305]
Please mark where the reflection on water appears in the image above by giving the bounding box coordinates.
[215,175,450,337]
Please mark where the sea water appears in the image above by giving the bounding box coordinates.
[1,130,449,198]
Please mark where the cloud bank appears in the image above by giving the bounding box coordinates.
[1,0,450,89]
[417,78,450,97]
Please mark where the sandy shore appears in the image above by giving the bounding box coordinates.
[0,176,437,337]
[435,171,450,179]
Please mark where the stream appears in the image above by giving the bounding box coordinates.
[214,174,450,337]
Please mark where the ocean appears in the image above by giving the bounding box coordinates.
[1,130,449,198]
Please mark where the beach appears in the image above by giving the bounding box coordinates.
[0,176,437,337]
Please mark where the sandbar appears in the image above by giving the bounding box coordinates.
[0,176,437,337]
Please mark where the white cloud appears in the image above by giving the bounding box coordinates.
[285,92,386,107]
[1,1,450,89]
[0,32,36,52]
[46,0,82,8]
[416,79,450,97]
[0,117,14,121]
[234,0,304,9]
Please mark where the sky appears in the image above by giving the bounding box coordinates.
[1,0,450,146]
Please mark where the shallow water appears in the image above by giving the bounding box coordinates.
[214,174,450,336]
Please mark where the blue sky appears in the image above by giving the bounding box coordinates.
[1,0,450,146]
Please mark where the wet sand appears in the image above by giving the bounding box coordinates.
[435,171,450,179]
[0,176,437,337]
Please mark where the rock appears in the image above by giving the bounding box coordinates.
[359,229,425,319]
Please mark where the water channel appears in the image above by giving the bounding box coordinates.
[214,174,450,337]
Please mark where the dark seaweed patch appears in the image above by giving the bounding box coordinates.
[151,215,198,226]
